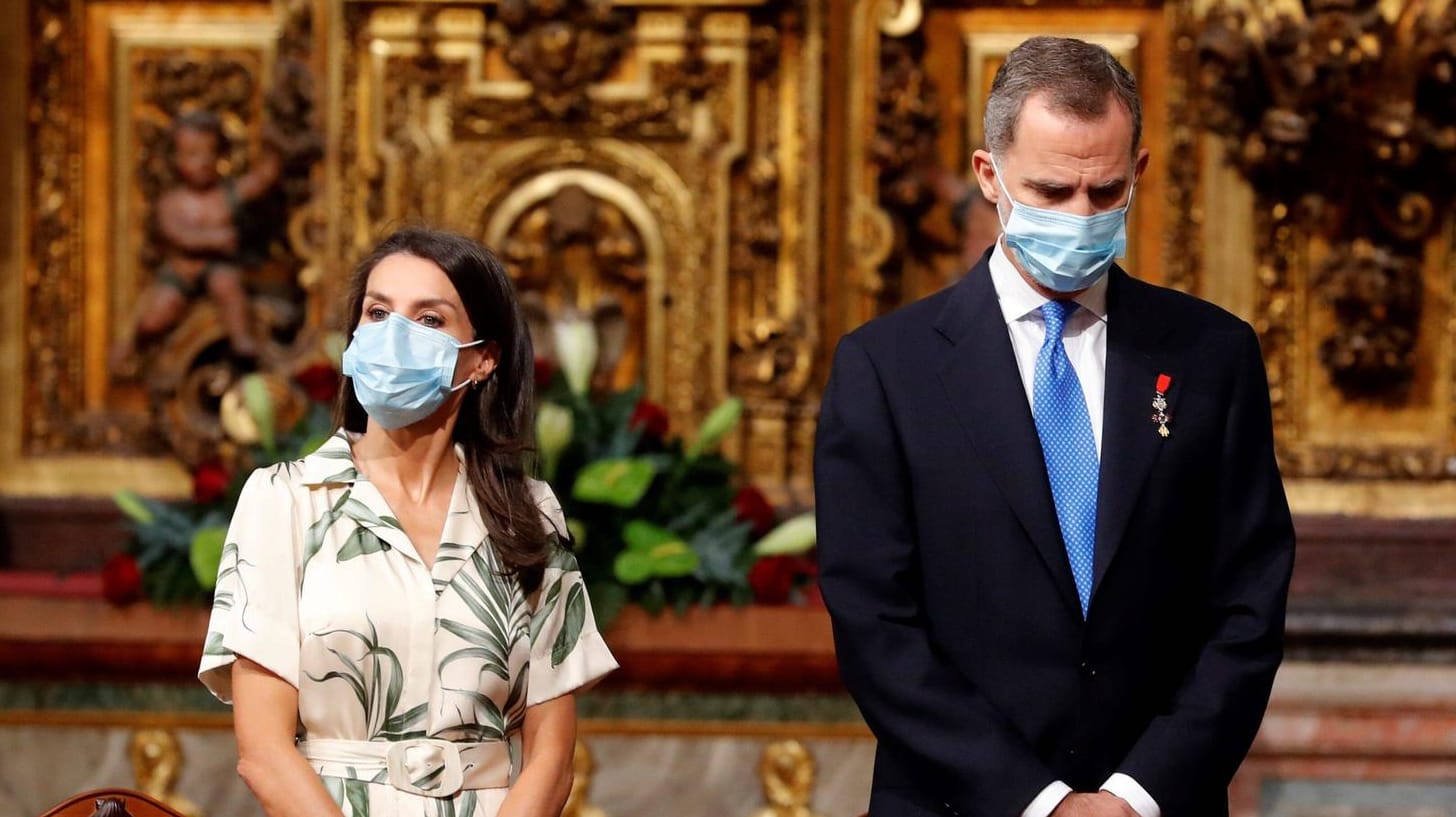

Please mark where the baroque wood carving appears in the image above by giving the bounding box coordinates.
[1197,0,1456,401]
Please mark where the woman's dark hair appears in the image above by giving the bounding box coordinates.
[335,227,551,592]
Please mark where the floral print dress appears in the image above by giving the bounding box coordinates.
[199,431,618,817]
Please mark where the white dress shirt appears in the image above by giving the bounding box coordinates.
[987,242,1161,817]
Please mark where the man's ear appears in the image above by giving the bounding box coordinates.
[1134,146,1150,183]
[970,148,1000,206]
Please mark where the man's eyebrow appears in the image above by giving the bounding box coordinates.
[1091,177,1130,193]
[1026,179,1075,194]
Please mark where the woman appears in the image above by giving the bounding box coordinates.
[200,227,618,817]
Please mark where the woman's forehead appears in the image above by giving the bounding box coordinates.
[366,253,463,306]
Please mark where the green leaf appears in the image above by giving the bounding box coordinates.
[381,702,428,735]
[340,498,386,528]
[303,510,341,575]
[613,550,654,585]
[571,457,658,508]
[319,467,360,484]
[343,778,370,817]
[648,540,699,577]
[202,631,232,657]
[531,575,566,643]
[337,526,391,562]
[622,520,680,552]
[241,373,277,455]
[439,645,509,682]
[690,514,752,585]
[551,583,587,667]
[113,490,155,525]
[687,396,743,459]
[189,527,228,589]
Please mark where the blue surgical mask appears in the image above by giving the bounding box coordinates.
[342,312,483,430]
[992,157,1135,293]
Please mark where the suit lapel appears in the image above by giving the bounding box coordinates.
[1091,269,1180,600]
[934,258,1082,618]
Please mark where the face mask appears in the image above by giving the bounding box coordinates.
[992,156,1135,293]
[342,312,483,430]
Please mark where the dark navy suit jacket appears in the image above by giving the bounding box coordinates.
[814,253,1295,817]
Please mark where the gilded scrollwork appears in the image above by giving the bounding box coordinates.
[496,0,635,120]
[749,739,823,817]
[1196,0,1456,401]
[25,0,84,456]
[1163,0,1203,295]
[870,30,956,314]
[129,727,203,817]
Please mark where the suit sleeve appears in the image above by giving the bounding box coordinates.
[815,333,1057,815]
[1117,323,1295,811]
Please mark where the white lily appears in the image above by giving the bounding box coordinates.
[552,315,599,398]
[536,401,574,482]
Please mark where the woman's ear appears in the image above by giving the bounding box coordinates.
[471,340,501,385]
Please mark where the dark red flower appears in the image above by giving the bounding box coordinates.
[629,399,670,438]
[295,363,341,403]
[192,459,231,505]
[101,553,144,607]
[748,555,817,605]
[534,357,557,389]
[732,484,777,538]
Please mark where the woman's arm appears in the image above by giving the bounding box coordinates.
[496,694,578,817]
[233,657,345,817]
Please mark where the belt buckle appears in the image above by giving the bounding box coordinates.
[385,739,465,798]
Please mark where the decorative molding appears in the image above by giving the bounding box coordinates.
[24,0,84,457]
[1163,0,1202,294]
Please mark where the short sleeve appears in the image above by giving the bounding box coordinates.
[197,465,303,703]
[526,482,618,706]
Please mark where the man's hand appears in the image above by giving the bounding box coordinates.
[1050,792,1140,817]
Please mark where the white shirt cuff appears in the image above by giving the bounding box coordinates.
[1021,781,1073,817]
[1102,773,1161,817]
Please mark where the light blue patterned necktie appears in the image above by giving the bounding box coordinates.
[1033,300,1099,618]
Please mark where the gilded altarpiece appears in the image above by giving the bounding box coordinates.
[3,0,823,507]
[7,0,1456,520]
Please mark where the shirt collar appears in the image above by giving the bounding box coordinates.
[988,239,1110,325]
[299,430,364,485]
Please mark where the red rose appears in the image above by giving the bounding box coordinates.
[192,459,231,505]
[629,400,670,438]
[101,553,144,607]
[534,357,557,388]
[748,555,817,605]
[732,484,776,538]
[294,363,341,403]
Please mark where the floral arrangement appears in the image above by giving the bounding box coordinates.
[524,311,817,627]
[108,323,819,622]
[108,348,345,606]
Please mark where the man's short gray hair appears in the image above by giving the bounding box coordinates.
[984,36,1141,156]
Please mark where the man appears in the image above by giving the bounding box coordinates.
[815,37,1294,817]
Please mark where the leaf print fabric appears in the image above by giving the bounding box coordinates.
[199,431,617,817]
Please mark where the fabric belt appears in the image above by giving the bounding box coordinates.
[299,737,513,797]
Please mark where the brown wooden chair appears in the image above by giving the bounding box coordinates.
[37,789,189,817]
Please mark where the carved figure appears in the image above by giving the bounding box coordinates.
[749,740,822,817]
[129,728,203,817]
[111,110,284,371]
